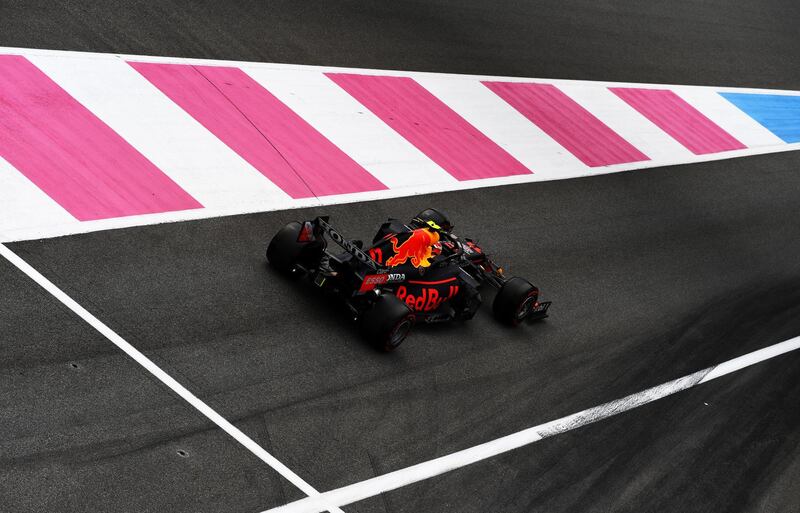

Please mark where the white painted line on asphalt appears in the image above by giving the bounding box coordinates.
[262,335,800,513]
[0,243,343,513]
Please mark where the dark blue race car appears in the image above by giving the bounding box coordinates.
[267,208,550,351]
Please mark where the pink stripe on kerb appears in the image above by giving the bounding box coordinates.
[326,73,531,181]
[483,82,649,167]
[0,55,201,221]
[610,88,746,154]
[130,62,385,198]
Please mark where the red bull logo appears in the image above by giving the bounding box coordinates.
[385,228,440,268]
[396,284,459,312]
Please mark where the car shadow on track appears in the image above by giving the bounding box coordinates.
[261,261,548,356]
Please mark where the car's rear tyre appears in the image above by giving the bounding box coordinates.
[361,294,415,352]
[493,277,539,326]
[267,222,312,275]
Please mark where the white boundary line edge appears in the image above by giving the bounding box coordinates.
[262,335,800,513]
[0,243,343,513]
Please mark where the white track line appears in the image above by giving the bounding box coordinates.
[0,244,343,513]
[262,335,800,513]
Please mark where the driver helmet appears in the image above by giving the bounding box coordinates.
[411,208,453,233]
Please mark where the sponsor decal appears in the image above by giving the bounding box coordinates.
[396,284,459,312]
[465,240,483,254]
[369,247,383,264]
[385,228,440,268]
[358,273,406,293]
[358,273,388,293]
[316,217,379,270]
[358,272,405,293]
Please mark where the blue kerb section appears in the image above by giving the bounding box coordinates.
[720,92,800,143]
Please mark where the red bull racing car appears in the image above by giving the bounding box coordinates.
[266,208,551,351]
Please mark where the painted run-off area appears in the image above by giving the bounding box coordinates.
[1,47,799,242]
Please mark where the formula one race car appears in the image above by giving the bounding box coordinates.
[266,208,550,351]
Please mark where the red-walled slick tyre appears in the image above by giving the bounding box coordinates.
[493,277,539,326]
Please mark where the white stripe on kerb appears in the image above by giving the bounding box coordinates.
[27,54,293,211]
[415,76,587,180]
[262,336,800,513]
[0,156,77,238]
[557,83,694,163]
[0,244,344,513]
[244,67,456,189]
[674,87,785,149]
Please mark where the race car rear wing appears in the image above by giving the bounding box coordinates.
[307,216,382,272]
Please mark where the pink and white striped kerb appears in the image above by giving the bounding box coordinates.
[0,48,795,241]
[609,88,746,154]
[131,63,387,198]
[483,81,649,167]
[0,55,201,221]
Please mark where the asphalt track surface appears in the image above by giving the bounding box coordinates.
[2,1,800,512]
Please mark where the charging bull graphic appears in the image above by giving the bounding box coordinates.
[385,228,440,268]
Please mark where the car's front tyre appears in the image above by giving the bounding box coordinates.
[493,277,539,326]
